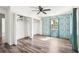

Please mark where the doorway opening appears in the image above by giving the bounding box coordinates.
[0,14,5,44]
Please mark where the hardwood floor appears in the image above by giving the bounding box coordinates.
[0,35,75,53]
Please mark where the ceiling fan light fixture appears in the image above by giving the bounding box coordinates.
[32,6,51,14]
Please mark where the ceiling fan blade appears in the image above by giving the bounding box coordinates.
[39,6,42,8]
[42,11,47,14]
[39,6,43,10]
[37,11,40,14]
[43,9,51,11]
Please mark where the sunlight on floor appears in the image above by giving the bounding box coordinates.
[40,37,51,41]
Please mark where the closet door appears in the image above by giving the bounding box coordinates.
[42,17,51,36]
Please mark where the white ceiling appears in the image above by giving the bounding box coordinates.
[29,6,73,17]
[10,6,73,18]
[0,6,9,10]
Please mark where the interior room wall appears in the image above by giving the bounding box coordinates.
[39,19,42,35]
[33,19,40,35]
[25,17,32,38]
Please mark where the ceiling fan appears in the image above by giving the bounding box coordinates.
[32,6,51,14]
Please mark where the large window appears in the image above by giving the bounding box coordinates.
[51,18,58,30]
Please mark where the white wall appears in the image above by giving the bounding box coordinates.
[0,7,8,14]
[32,18,42,36]
[33,19,40,35]
[2,18,5,37]
[33,18,42,35]
[39,19,42,34]
[25,17,32,38]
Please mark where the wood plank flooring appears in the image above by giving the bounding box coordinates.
[0,35,75,53]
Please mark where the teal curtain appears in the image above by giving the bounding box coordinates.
[42,17,51,36]
[57,14,71,39]
[50,14,72,39]
[71,8,78,52]
[42,14,72,39]
[70,14,73,44]
[51,30,58,37]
